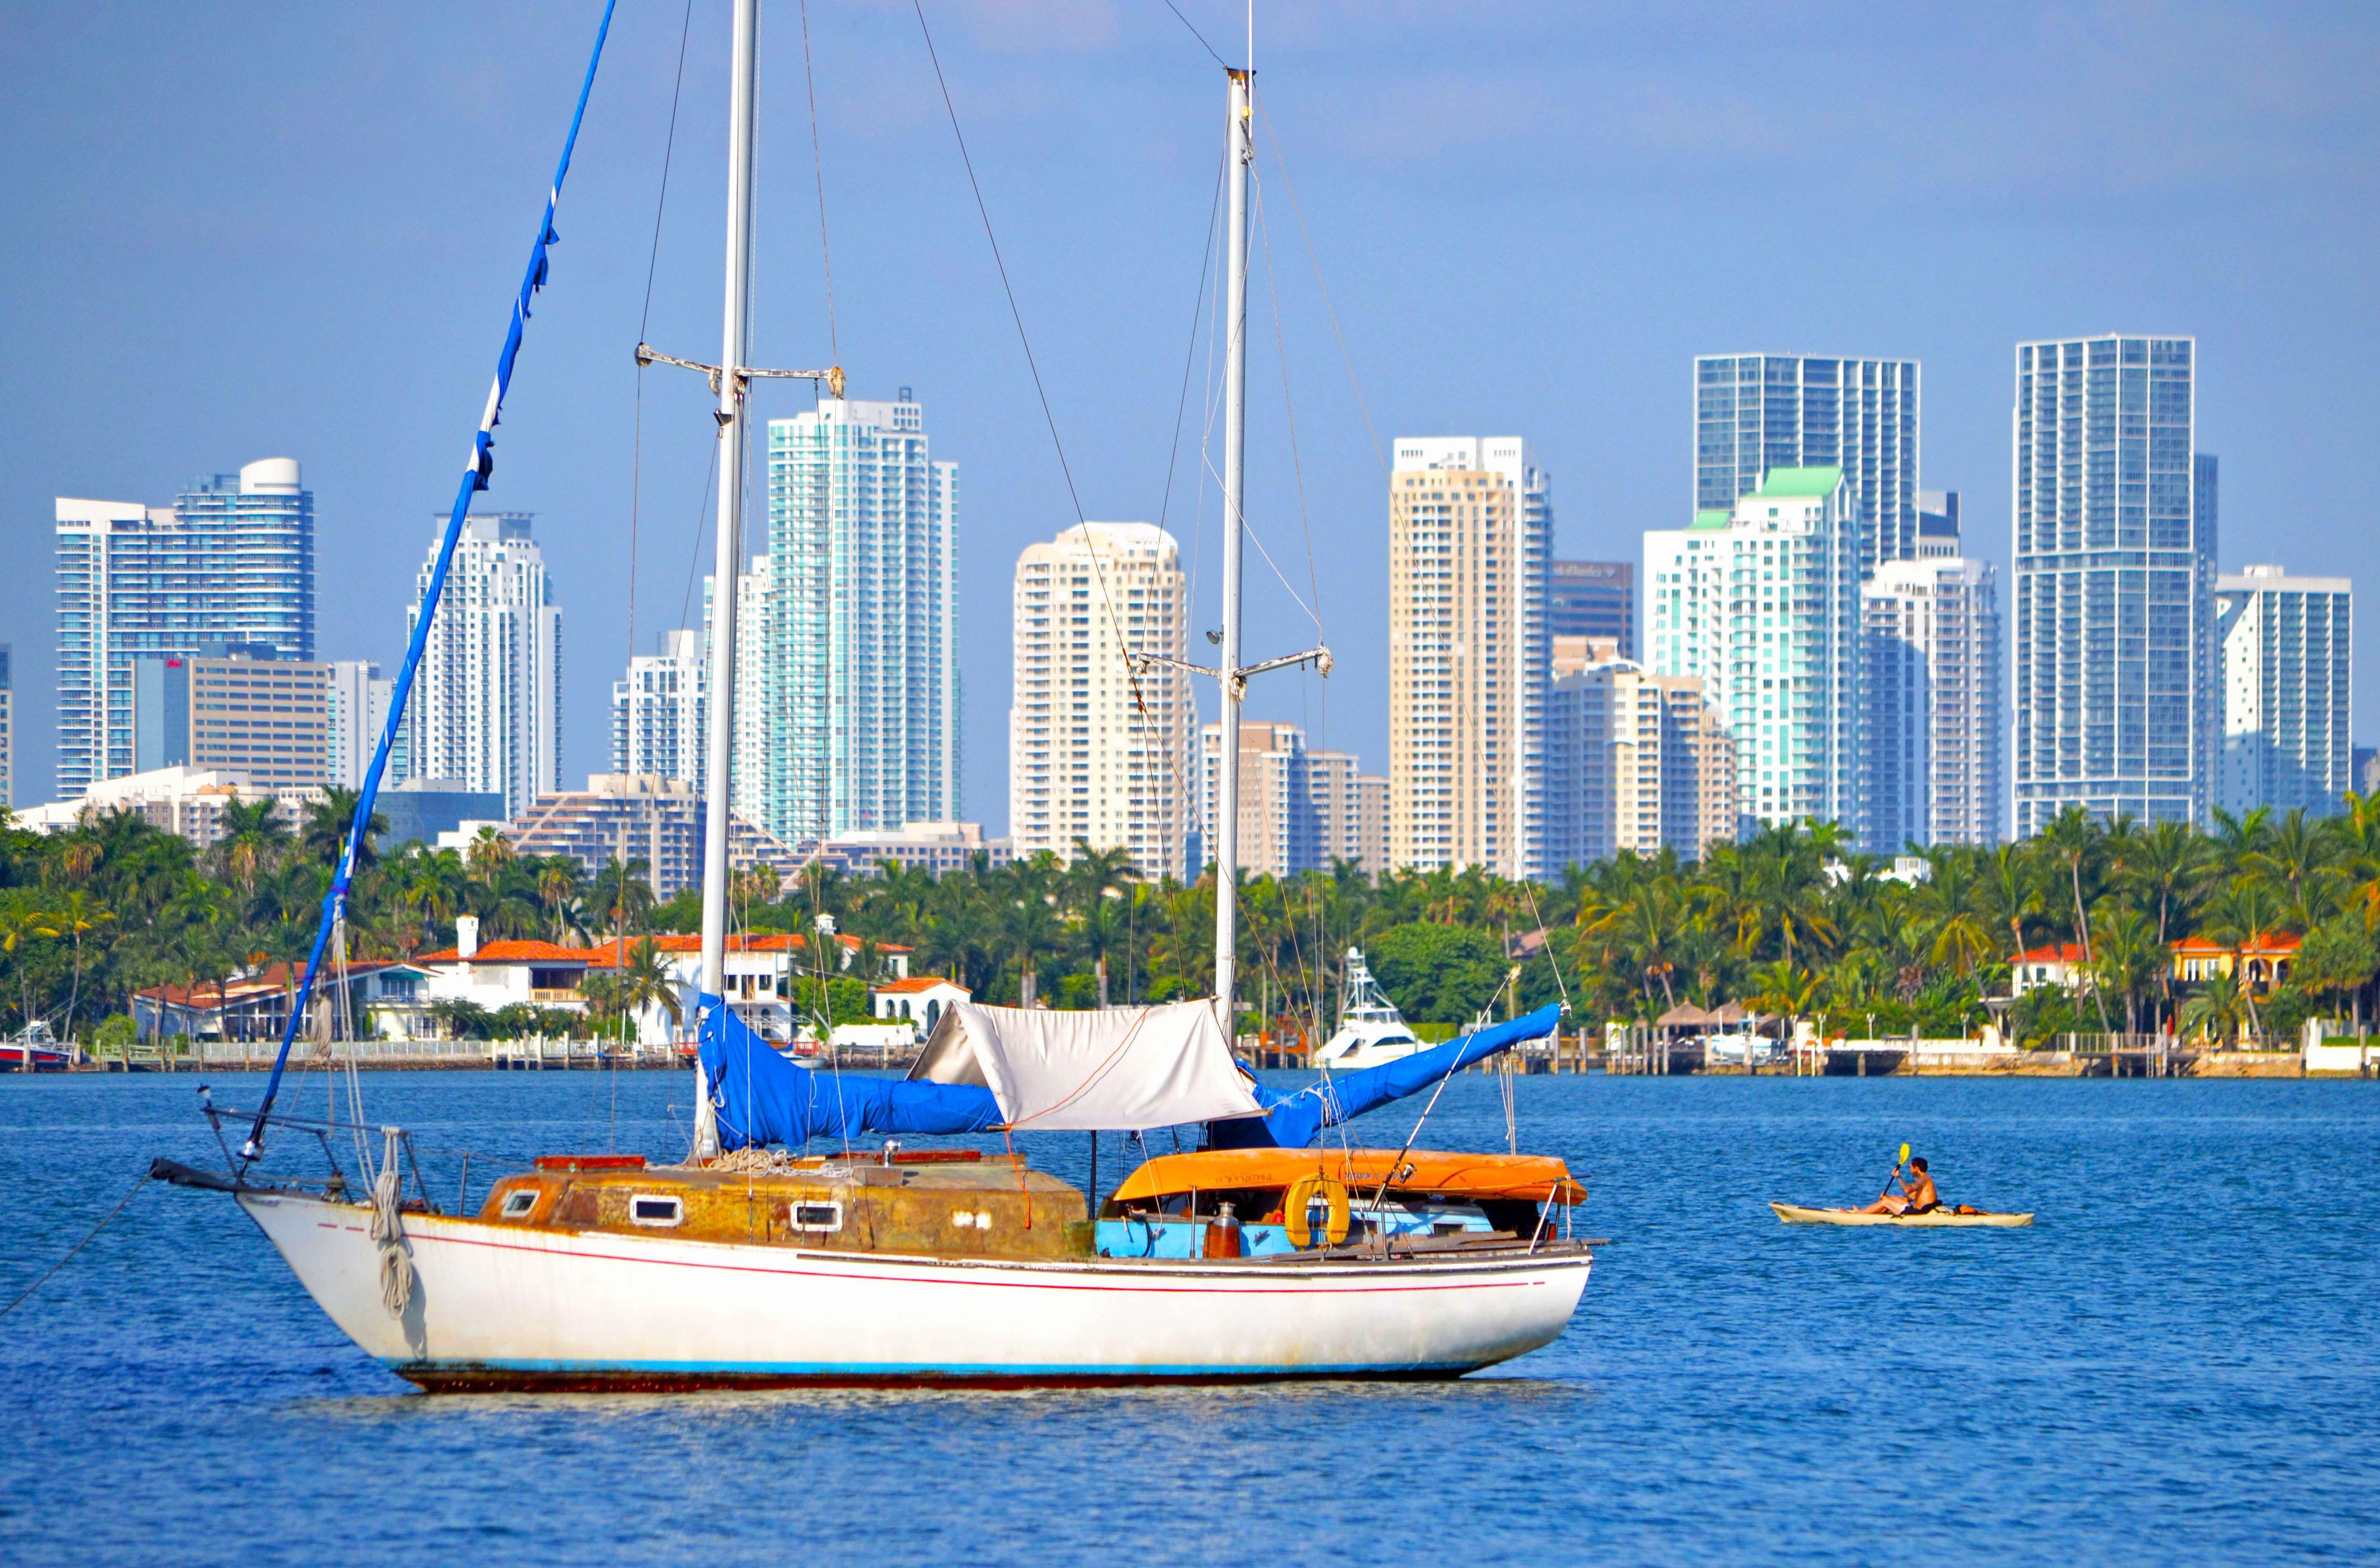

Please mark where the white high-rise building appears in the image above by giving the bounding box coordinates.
[1543,638,1736,866]
[54,459,316,799]
[404,512,560,819]
[1009,522,1193,875]
[2012,336,2212,834]
[2215,564,2353,817]
[1647,466,1862,835]
[764,390,959,842]
[326,659,398,791]
[1387,436,1553,877]
[611,628,706,789]
[703,556,773,831]
[1860,555,2005,851]
[1198,721,1388,879]
[1696,355,1921,570]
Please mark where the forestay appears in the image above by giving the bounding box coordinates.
[910,999,1264,1132]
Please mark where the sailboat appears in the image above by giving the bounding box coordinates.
[154,0,1593,1388]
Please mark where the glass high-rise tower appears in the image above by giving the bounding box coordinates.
[54,458,315,799]
[1696,355,1920,572]
[2012,335,2212,835]
[764,390,959,843]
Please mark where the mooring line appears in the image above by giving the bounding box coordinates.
[0,1171,151,1321]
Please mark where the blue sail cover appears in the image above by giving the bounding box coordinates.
[1208,1003,1562,1150]
[697,995,1001,1149]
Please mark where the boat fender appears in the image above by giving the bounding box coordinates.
[1283,1174,1351,1248]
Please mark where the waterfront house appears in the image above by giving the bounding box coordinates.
[413,917,620,1024]
[873,975,970,1033]
[134,959,435,1042]
[2011,943,2091,996]
[2170,932,2299,993]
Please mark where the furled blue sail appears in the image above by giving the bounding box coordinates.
[698,995,1002,1148]
[1207,1003,1562,1151]
[240,1,620,1162]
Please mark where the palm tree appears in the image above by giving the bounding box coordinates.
[2038,808,2115,1031]
[2179,966,2250,1048]
[612,936,684,1042]
[1910,849,1994,976]
[299,788,388,872]
[465,824,516,886]
[213,797,288,895]
[2202,879,2289,1044]
[48,892,115,1038]
[1,899,63,1037]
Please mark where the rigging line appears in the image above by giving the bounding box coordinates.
[1188,450,1318,628]
[912,0,1193,865]
[798,0,840,364]
[241,0,622,1160]
[1,1173,149,1322]
[1154,0,1227,68]
[1155,148,1226,538]
[677,452,720,639]
[627,0,699,679]
[912,0,1088,529]
[1520,873,1574,1018]
[1255,93,1385,477]
[1250,166,1324,638]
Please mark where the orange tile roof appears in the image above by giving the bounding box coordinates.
[2015,943,2089,965]
[875,975,964,994]
[642,932,910,955]
[414,940,621,966]
[135,959,415,1007]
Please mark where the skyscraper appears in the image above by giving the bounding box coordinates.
[404,511,560,819]
[1861,555,2005,850]
[1197,721,1388,879]
[701,556,772,831]
[1387,436,1553,877]
[1548,560,1636,659]
[1543,638,1735,866]
[132,645,331,792]
[612,628,707,789]
[1008,522,1193,875]
[1647,467,1862,834]
[2215,564,2353,817]
[54,458,315,799]
[2012,335,2211,834]
[326,659,397,790]
[1696,355,1920,570]
[764,390,959,842]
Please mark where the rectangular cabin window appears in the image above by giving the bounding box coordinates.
[630,1194,684,1227]
[499,1188,539,1219]
[789,1201,843,1233]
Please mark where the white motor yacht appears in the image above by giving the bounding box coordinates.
[1312,948,1427,1070]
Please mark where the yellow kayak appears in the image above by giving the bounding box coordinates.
[1770,1202,2033,1227]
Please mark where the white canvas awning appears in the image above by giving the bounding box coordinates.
[908,999,1263,1132]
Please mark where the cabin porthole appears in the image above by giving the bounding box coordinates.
[630,1194,685,1228]
[790,1201,843,1233]
[499,1189,539,1219]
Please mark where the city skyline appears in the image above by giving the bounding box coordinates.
[6,8,2376,842]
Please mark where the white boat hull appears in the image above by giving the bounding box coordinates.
[239,1192,1592,1389]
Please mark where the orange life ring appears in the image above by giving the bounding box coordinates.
[1283,1173,1351,1248]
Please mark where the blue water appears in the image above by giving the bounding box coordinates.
[3,1068,2376,1564]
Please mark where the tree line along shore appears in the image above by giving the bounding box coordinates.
[6,790,2378,1056]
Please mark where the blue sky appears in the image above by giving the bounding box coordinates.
[4,1,2376,827]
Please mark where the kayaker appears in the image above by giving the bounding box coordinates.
[1854,1156,1938,1216]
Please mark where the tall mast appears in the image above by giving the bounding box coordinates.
[1214,65,1251,1016]
[694,0,760,1155]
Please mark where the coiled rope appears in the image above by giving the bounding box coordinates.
[370,1128,413,1319]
